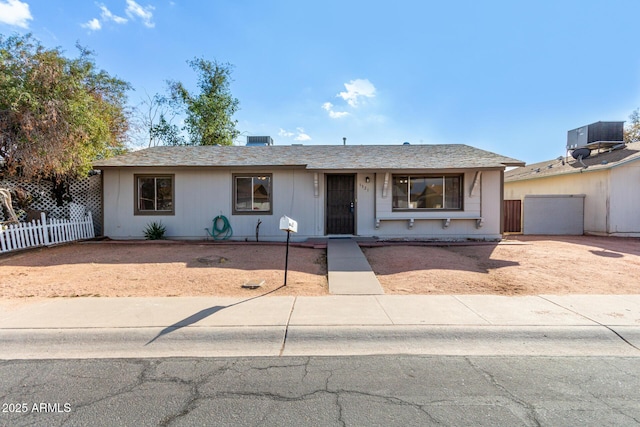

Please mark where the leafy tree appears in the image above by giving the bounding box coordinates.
[624,108,640,144]
[165,58,240,146]
[133,92,183,147]
[0,33,131,181]
[150,113,184,146]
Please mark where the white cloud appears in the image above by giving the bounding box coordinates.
[322,102,349,119]
[82,1,152,31]
[321,79,375,119]
[337,78,376,107]
[278,128,294,137]
[329,110,349,119]
[81,18,102,31]
[100,4,127,24]
[0,0,32,28]
[294,128,311,141]
[280,127,311,141]
[126,0,155,28]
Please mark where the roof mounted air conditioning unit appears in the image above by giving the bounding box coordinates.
[246,136,274,146]
[566,121,624,150]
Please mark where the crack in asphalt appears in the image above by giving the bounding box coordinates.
[587,388,640,425]
[585,359,640,424]
[0,359,154,427]
[67,359,152,413]
[3,356,640,426]
[154,359,235,426]
[330,389,441,425]
[334,391,346,427]
[152,357,440,425]
[464,356,542,427]
[148,357,440,426]
[158,379,201,427]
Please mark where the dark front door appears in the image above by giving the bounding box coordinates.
[326,174,355,235]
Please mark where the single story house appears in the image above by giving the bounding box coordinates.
[504,142,640,237]
[93,144,524,241]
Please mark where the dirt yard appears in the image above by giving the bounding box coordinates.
[364,235,640,295]
[1,235,639,300]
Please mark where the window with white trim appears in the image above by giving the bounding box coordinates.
[392,175,462,210]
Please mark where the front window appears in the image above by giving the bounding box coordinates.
[392,175,462,210]
[233,174,272,214]
[135,175,174,215]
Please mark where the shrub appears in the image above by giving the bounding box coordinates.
[143,221,166,240]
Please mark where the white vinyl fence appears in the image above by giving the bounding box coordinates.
[0,212,95,253]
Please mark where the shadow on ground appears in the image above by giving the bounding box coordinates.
[362,244,519,276]
[507,235,640,257]
[145,284,286,345]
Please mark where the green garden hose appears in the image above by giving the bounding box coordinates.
[207,215,233,240]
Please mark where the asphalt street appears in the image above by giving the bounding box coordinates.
[1,294,639,425]
[2,355,640,426]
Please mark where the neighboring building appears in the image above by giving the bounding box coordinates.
[505,141,640,237]
[93,144,523,241]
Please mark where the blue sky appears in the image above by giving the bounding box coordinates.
[2,0,640,163]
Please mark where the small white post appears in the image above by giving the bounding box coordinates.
[0,227,6,252]
[41,212,49,246]
[87,211,95,238]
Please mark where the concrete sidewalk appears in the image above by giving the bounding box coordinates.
[1,295,640,359]
[327,238,384,295]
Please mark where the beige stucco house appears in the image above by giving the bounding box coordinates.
[504,142,640,237]
[93,144,523,241]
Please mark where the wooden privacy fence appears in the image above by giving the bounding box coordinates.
[503,200,522,233]
[0,212,95,253]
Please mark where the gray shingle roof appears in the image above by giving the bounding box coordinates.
[505,144,640,182]
[94,144,524,170]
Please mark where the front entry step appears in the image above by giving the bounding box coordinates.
[327,238,384,295]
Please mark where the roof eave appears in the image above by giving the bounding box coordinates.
[94,163,309,168]
[502,161,526,167]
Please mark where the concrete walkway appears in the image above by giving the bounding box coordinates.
[1,295,640,359]
[327,238,384,295]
